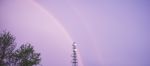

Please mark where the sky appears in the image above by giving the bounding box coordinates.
[0,0,150,66]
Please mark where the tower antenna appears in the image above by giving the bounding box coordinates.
[72,42,78,66]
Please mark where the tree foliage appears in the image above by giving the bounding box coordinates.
[0,32,41,66]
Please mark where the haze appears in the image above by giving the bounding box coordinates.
[0,0,150,66]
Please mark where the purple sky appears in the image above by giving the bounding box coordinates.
[0,0,150,66]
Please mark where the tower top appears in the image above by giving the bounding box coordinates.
[73,42,77,45]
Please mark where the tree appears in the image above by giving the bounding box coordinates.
[0,31,41,66]
[0,32,16,66]
[14,44,41,66]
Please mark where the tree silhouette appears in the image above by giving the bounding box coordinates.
[0,32,16,66]
[0,32,41,66]
[14,44,41,66]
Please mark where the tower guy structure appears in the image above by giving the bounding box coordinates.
[72,42,78,66]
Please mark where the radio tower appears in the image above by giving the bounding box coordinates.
[72,42,78,66]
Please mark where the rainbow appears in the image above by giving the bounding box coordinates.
[29,0,85,66]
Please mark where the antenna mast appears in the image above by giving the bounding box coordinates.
[72,42,78,66]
